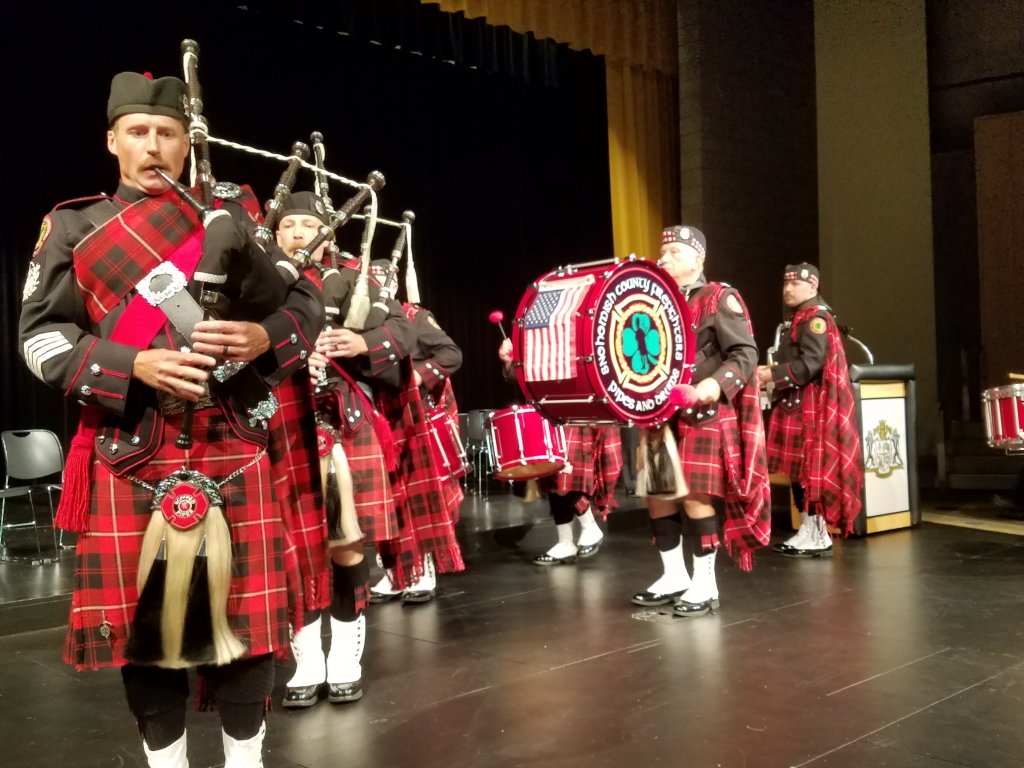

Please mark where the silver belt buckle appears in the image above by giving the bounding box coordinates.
[137,262,188,307]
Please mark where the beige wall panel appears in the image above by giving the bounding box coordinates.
[815,0,938,455]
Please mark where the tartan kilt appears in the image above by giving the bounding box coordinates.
[269,372,329,616]
[766,403,807,480]
[317,390,400,545]
[65,408,294,670]
[377,369,464,589]
[546,425,623,497]
[674,401,741,498]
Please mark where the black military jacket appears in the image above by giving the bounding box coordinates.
[684,274,759,404]
[769,296,831,410]
[20,182,324,475]
[316,262,413,424]
[408,306,462,404]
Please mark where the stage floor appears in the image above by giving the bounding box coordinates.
[1,489,1022,767]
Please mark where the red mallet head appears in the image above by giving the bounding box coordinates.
[488,309,508,340]
[669,383,700,409]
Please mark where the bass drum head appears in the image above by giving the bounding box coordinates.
[587,259,693,426]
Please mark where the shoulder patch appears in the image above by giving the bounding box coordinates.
[809,317,827,335]
[32,216,52,257]
[724,293,743,314]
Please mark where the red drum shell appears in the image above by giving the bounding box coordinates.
[511,259,693,427]
[982,384,1024,451]
[488,405,567,481]
[426,406,469,482]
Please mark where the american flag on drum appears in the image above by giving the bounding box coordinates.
[522,278,591,382]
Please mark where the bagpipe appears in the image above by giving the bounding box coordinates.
[126,38,408,670]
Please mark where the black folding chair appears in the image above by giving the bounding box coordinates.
[464,410,493,498]
[0,429,64,564]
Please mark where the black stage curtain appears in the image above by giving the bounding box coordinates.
[2,1,611,444]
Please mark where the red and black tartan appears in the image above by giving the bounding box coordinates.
[672,283,771,571]
[269,371,330,616]
[316,387,401,545]
[74,193,200,323]
[766,309,863,533]
[73,186,263,324]
[65,409,297,670]
[541,425,623,517]
[377,361,465,590]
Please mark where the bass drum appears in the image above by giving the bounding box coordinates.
[511,258,693,427]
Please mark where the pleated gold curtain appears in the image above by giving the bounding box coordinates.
[423,0,680,261]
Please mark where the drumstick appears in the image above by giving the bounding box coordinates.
[1008,372,1024,381]
[488,310,508,340]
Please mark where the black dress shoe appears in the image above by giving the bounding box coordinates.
[671,596,720,617]
[283,684,321,709]
[328,680,363,703]
[781,544,832,558]
[532,552,578,566]
[577,541,602,558]
[631,589,685,607]
[401,588,436,604]
[369,589,402,604]
[772,541,798,553]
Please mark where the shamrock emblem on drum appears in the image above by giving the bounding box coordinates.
[622,313,662,375]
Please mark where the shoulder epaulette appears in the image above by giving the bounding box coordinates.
[52,194,111,212]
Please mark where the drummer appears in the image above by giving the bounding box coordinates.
[498,341,623,564]
[632,225,770,616]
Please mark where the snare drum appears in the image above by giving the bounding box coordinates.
[426,406,470,482]
[488,405,567,480]
[982,384,1024,452]
[511,258,693,427]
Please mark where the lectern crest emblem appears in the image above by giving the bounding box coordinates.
[864,419,904,478]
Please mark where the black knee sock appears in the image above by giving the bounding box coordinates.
[548,493,575,525]
[792,483,806,515]
[331,560,370,622]
[121,664,188,750]
[203,654,274,741]
[649,513,683,552]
